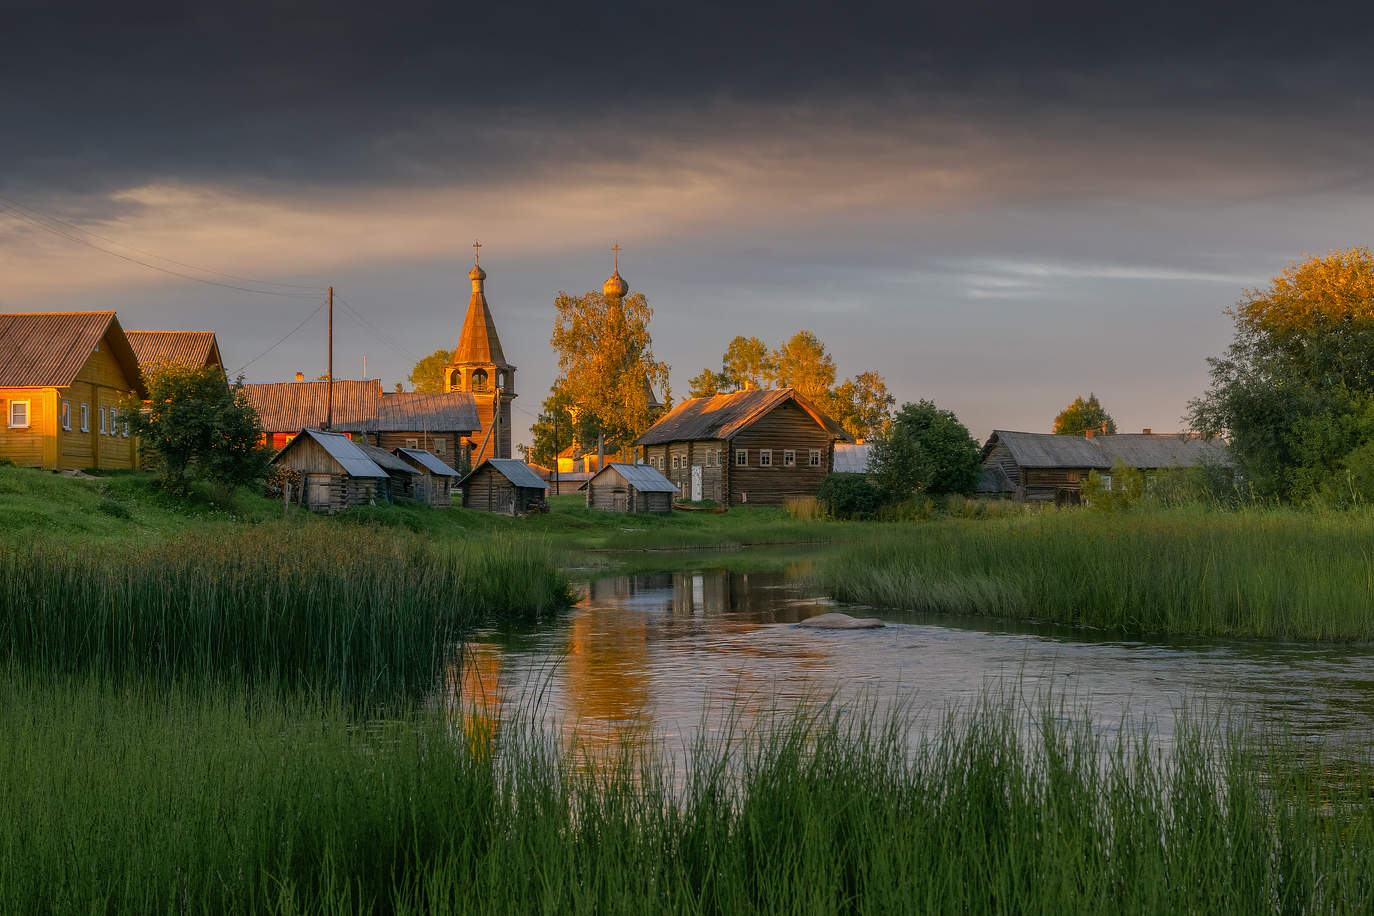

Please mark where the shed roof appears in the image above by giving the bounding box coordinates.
[125,330,223,371]
[984,430,1232,470]
[458,458,547,490]
[395,447,462,477]
[635,387,851,446]
[242,379,381,432]
[833,443,873,474]
[591,462,679,492]
[357,442,419,474]
[0,311,147,397]
[272,428,389,478]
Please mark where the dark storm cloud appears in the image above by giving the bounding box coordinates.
[4,0,1374,199]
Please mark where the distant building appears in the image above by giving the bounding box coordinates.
[583,462,677,514]
[392,447,462,507]
[979,429,1233,503]
[0,311,146,471]
[442,250,516,463]
[125,330,224,375]
[268,427,390,513]
[458,458,548,515]
[635,387,851,506]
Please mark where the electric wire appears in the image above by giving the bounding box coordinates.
[232,297,329,375]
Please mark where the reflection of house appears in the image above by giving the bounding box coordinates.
[458,458,548,515]
[584,462,677,514]
[269,427,389,512]
[392,447,461,507]
[636,387,851,506]
[125,330,224,375]
[0,311,146,470]
[979,429,1232,503]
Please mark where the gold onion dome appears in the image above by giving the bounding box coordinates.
[603,269,628,299]
[469,263,487,282]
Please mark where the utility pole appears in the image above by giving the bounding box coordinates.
[326,286,334,430]
[552,410,559,496]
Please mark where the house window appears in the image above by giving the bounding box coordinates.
[122,417,130,438]
[8,399,29,428]
[783,449,796,467]
[60,400,71,431]
[406,438,419,449]
[706,450,715,467]
[809,449,822,467]
[759,449,772,467]
[1101,475,1113,491]
[433,440,445,456]
[80,403,89,432]
[99,407,107,435]
[735,449,748,467]
[672,455,681,470]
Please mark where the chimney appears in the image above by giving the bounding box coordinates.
[395,382,403,393]
[1142,428,1152,435]
[294,371,304,382]
[1085,429,1095,439]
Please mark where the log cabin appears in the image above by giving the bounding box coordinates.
[458,458,548,515]
[392,447,461,507]
[635,387,851,507]
[357,442,422,501]
[268,427,389,513]
[0,312,147,471]
[583,462,677,514]
[979,429,1233,503]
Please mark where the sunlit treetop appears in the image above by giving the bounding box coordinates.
[1234,246,1374,338]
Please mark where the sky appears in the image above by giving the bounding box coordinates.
[3,0,1373,444]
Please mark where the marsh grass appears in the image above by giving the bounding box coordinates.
[821,507,1374,640]
[2,677,1371,914]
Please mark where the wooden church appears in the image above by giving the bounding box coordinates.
[442,242,516,463]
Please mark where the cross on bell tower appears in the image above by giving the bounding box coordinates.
[443,241,516,461]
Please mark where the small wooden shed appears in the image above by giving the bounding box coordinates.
[393,447,462,507]
[269,427,389,513]
[583,462,677,514]
[357,442,422,501]
[458,458,548,515]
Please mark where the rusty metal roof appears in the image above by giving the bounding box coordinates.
[395,447,461,477]
[635,387,851,446]
[0,311,147,397]
[241,380,381,433]
[125,330,223,371]
[984,430,1232,470]
[458,458,547,490]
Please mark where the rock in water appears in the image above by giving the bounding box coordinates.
[796,613,885,630]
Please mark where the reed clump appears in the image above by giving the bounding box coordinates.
[819,507,1374,640]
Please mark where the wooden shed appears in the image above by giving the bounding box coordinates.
[357,442,422,502]
[583,462,677,514]
[269,427,389,513]
[457,458,548,515]
[393,447,462,507]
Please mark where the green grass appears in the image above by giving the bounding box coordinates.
[819,506,1374,641]
[2,676,1371,914]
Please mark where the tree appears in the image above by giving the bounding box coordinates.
[528,385,599,468]
[408,349,455,393]
[720,336,775,391]
[123,364,269,496]
[771,330,835,401]
[828,370,895,441]
[1053,393,1117,436]
[1189,247,1374,500]
[687,367,726,399]
[870,400,981,499]
[548,289,671,452]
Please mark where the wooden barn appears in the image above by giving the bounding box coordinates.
[583,462,677,514]
[635,387,851,507]
[393,447,462,507]
[0,311,147,471]
[458,458,548,515]
[269,428,390,513]
[979,429,1233,503]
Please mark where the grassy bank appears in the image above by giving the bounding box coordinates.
[820,507,1374,641]
[2,677,1371,914]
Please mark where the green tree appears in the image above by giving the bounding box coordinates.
[828,370,895,441]
[408,349,455,393]
[1189,247,1374,500]
[771,330,835,401]
[687,367,726,399]
[721,336,775,391]
[528,385,597,467]
[123,365,269,496]
[870,400,981,499]
[1053,393,1117,436]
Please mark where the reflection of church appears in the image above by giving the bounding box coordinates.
[444,245,516,462]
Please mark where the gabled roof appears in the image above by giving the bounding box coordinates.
[125,330,223,372]
[0,311,147,397]
[458,458,548,490]
[357,442,419,475]
[241,380,381,432]
[590,462,679,492]
[357,391,479,433]
[271,428,389,478]
[635,387,851,446]
[983,430,1232,470]
[395,447,462,477]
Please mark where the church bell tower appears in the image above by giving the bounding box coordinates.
[445,241,515,462]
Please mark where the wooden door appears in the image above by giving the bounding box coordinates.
[305,474,331,511]
[691,466,703,502]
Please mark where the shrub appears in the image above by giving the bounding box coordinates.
[817,473,881,520]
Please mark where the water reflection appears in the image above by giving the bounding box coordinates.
[452,566,1374,762]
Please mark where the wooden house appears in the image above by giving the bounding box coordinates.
[0,311,147,471]
[269,427,389,513]
[635,387,851,507]
[357,442,422,501]
[979,429,1233,503]
[393,447,462,507]
[243,379,381,450]
[458,458,548,515]
[583,462,677,514]
[125,330,225,375]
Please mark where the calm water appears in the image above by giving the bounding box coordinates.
[454,559,1374,760]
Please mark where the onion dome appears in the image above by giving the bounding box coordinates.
[603,269,628,299]
[469,264,487,283]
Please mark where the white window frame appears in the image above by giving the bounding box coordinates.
[759,449,772,467]
[8,399,30,428]
[735,449,748,467]
[1101,475,1113,492]
[809,449,822,467]
[405,438,419,449]
[783,449,796,467]
[122,417,130,438]
[80,403,89,432]
[60,400,71,431]
[433,439,445,455]
[99,406,107,435]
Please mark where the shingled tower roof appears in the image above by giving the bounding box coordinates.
[453,253,511,369]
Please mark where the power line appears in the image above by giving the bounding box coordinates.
[232,297,329,375]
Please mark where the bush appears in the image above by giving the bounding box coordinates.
[817,473,881,520]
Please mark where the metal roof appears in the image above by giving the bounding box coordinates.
[242,380,381,433]
[0,312,147,396]
[591,462,679,492]
[635,387,851,446]
[357,442,419,474]
[125,330,223,371]
[362,391,479,433]
[984,430,1232,470]
[272,428,389,478]
[395,447,461,477]
[833,443,873,474]
[458,458,548,490]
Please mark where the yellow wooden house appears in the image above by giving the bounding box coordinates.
[0,312,147,471]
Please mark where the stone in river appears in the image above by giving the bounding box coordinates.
[796,613,885,630]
